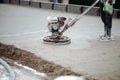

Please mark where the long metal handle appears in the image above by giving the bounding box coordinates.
[68,0,100,27]
[77,0,100,20]
[60,0,99,35]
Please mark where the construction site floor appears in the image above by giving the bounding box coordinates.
[0,4,120,80]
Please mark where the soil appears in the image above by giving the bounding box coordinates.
[0,43,96,80]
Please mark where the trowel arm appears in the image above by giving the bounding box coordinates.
[60,0,99,35]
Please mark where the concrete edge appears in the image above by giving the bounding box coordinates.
[1,0,120,18]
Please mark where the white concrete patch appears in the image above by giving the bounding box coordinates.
[0,62,48,80]
[0,65,11,80]
[14,62,47,78]
[54,76,86,80]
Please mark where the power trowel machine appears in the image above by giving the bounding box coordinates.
[43,0,99,45]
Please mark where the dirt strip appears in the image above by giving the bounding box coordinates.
[0,43,96,80]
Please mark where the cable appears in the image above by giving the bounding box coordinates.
[0,58,16,80]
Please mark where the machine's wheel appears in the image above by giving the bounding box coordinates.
[43,36,71,45]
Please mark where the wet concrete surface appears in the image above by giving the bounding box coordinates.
[0,4,120,80]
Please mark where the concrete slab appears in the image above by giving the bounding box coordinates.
[0,4,120,80]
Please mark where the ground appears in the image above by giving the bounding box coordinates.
[0,43,82,80]
[0,4,120,80]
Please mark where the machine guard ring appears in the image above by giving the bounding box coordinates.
[43,36,71,45]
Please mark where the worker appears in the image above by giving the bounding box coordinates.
[99,0,116,41]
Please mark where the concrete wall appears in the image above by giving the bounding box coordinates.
[20,0,30,6]
[31,0,69,4]
[11,0,20,5]
[2,0,120,18]
[30,1,40,8]
[62,0,68,4]
[54,3,67,12]
[31,0,49,2]
[41,2,53,9]
[67,4,82,14]
[33,0,69,3]
[2,0,9,3]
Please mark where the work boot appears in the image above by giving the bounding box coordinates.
[106,28,111,41]
[107,28,111,37]
[99,27,107,40]
[106,28,115,41]
[99,36,108,41]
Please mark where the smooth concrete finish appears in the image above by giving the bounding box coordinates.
[0,4,120,80]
